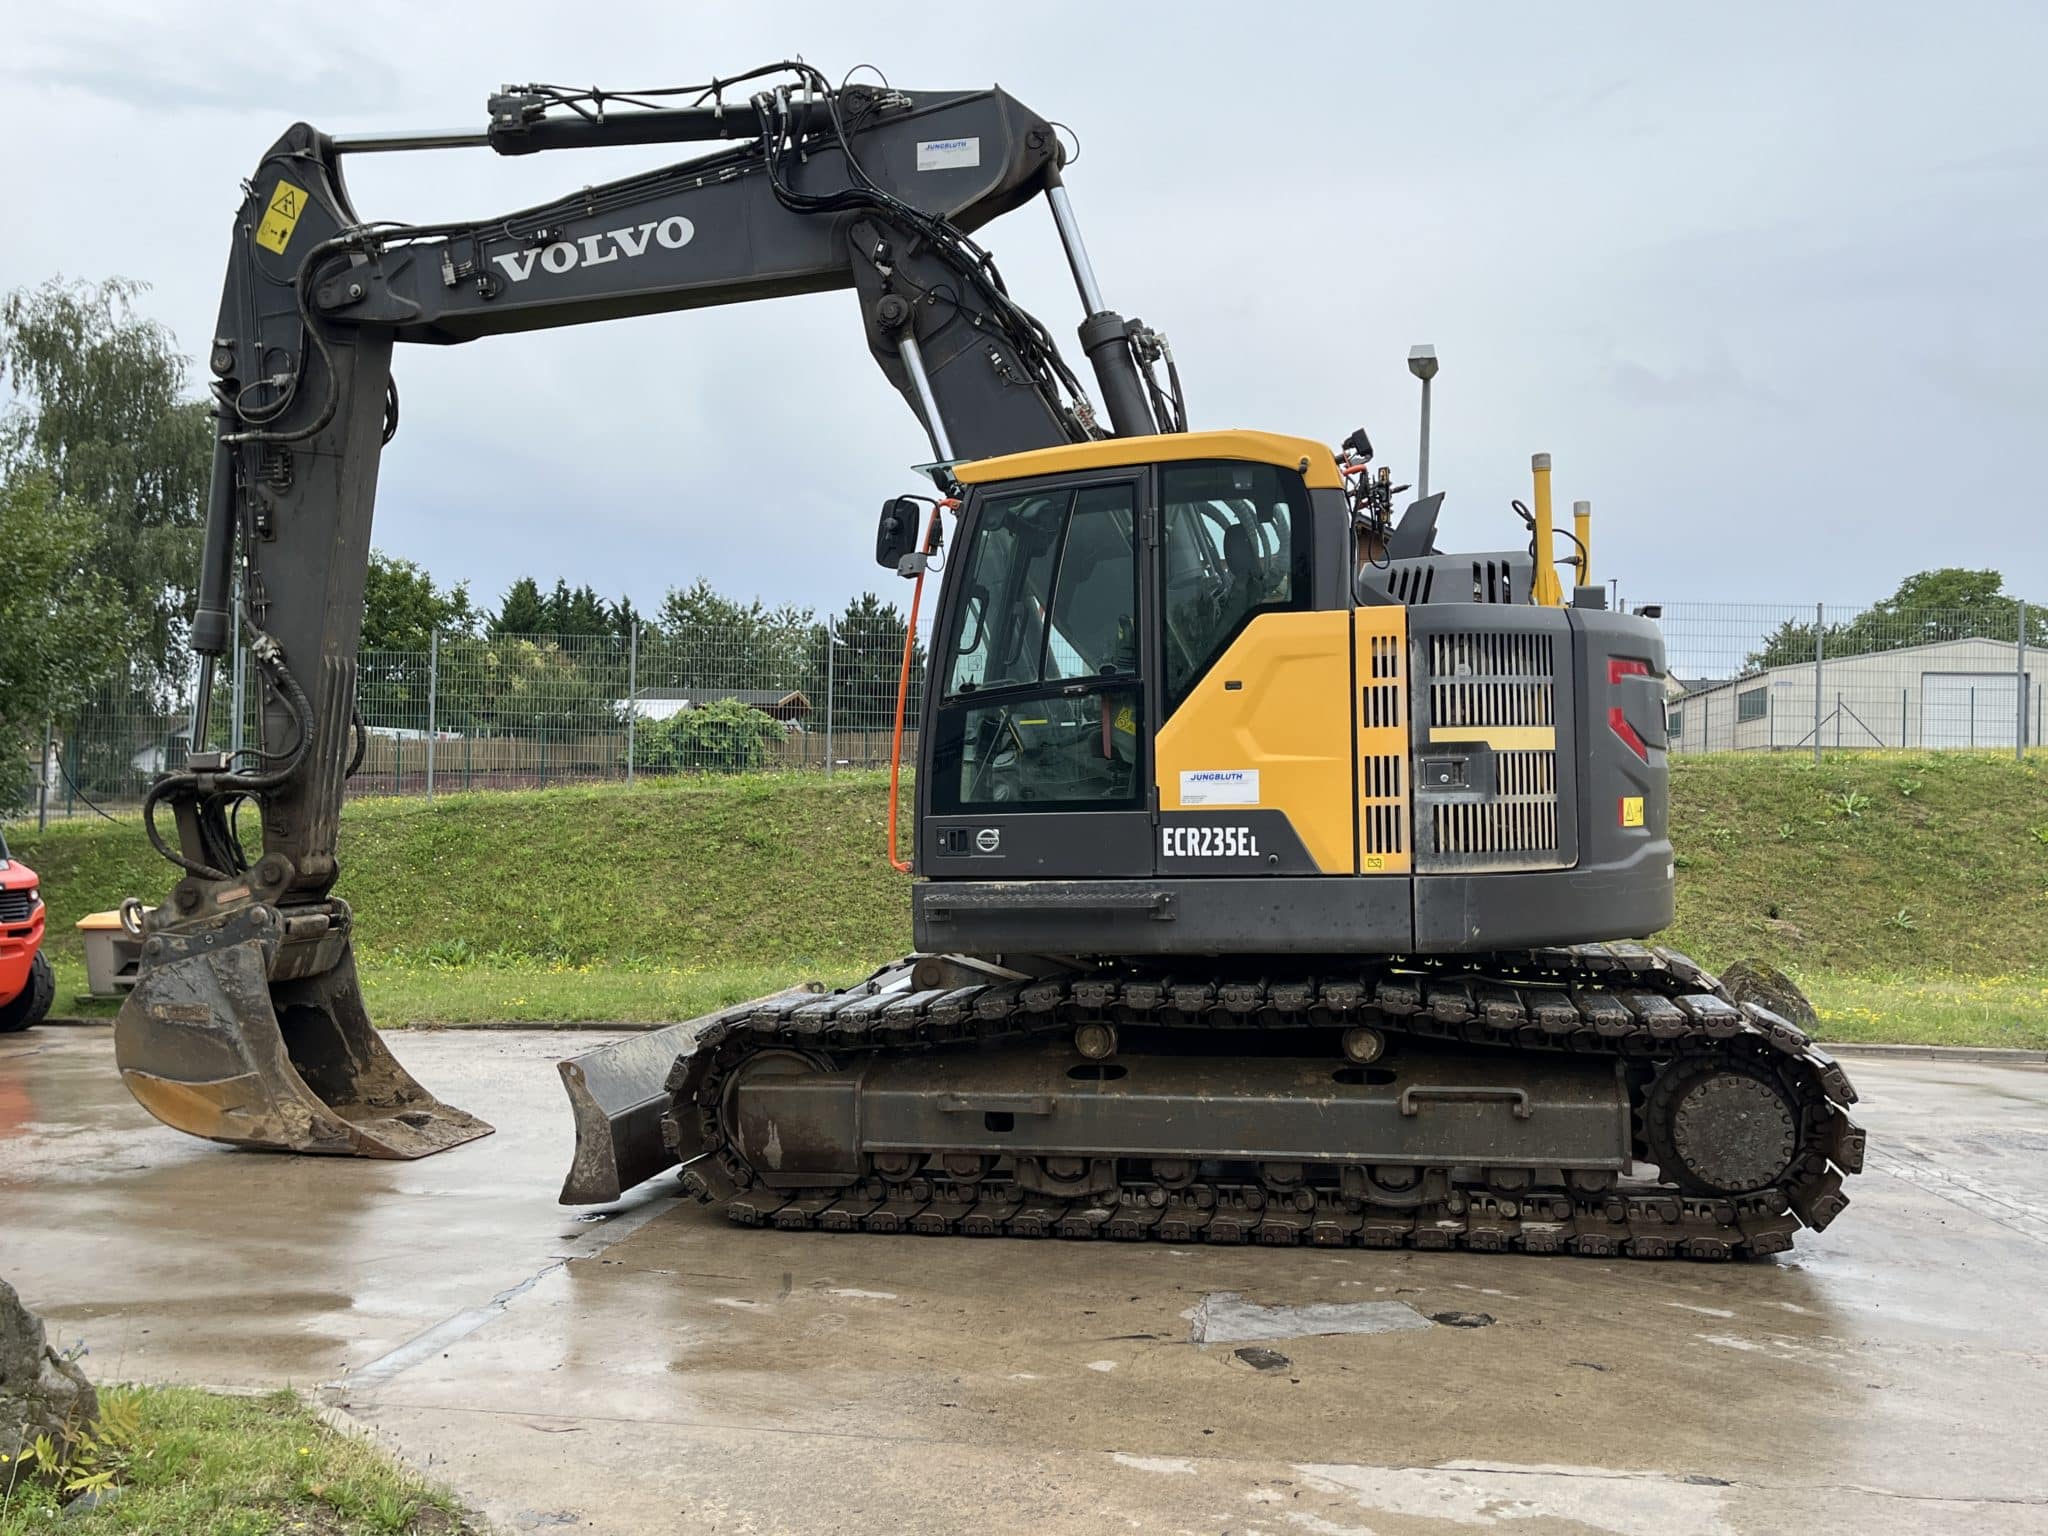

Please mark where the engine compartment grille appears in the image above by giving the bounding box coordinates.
[1426,632,1555,730]
[1355,613,1412,873]
[0,889,37,925]
[1415,626,1569,872]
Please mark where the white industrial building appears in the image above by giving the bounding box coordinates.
[1668,637,2037,752]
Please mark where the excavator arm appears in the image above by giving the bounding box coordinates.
[115,64,1178,1161]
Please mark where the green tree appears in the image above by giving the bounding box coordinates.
[628,697,785,774]
[355,552,482,733]
[610,594,642,641]
[0,278,211,698]
[553,582,614,638]
[822,592,922,735]
[492,577,548,635]
[0,474,135,805]
[362,551,479,651]
[652,579,820,693]
[432,636,623,737]
[1745,568,2045,671]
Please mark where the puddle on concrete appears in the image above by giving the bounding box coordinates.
[1183,1291,1434,1345]
[1233,1345,1292,1372]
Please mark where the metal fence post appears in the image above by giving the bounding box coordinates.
[230,646,246,761]
[425,629,439,802]
[825,624,837,780]
[1812,603,1824,763]
[229,574,246,760]
[2018,601,2029,760]
[36,717,52,831]
[625,621,639,785]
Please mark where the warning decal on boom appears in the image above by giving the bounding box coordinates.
[254,180,310,254]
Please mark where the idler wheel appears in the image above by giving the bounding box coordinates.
[1646,1058,1801,1195]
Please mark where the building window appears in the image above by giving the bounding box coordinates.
[1667,706,1684,739]
[1737,687,1768,722]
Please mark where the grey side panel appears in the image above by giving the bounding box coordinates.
[736,1045,1632,1174]
[1412,846,1675,952]
[1411,605,1673,951]
[1155,810,1319,875]
[1360,549,1534,608]
[1408,604,1579,873]
[922,809,1155,879]
[914,877,1414,956]
[1569,607,1673,904]
[1307,486,1355,613]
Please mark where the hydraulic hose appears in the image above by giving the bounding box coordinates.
[143,622,318,881]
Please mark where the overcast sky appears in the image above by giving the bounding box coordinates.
[6,3,2044,623]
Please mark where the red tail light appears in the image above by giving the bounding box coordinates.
[1609,707,1648,761]
[1608,657,1652,760]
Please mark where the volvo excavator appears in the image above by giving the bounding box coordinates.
[114,63,1863,1260]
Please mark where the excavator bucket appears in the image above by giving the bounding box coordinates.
[114,917,490,1158]
[556,985,820,1205]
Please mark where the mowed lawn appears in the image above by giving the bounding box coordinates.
[13,755,2048,1047]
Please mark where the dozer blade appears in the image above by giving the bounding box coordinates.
[556,985,819,1205]
[114,907,490,1159]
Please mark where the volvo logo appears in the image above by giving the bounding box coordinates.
[974,827,1001,854]
[489,217,695,284]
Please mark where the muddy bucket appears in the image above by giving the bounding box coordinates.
[114,903,490,1158]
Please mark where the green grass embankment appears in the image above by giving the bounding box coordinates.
[11,756,2048,1044]
[0,1386,470,1534]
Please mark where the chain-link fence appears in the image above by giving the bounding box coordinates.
[1660,602,2040,756]
[8,622,927,823]
[7,600,2039,826]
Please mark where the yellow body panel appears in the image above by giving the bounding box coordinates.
[1155,610,1357,874]
[954,429,1344,491]
[1426,725,1557,751]
[1354,606,1413,874]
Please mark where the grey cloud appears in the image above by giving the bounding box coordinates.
[4,1,2044,613]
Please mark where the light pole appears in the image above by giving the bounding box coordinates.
[1408,345,1439,499]
[825,621,850,778]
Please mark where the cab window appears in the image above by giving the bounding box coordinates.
[931,481,1141,811]
[1160,461,1311,709]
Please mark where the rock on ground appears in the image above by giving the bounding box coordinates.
[1,1277,98,1466]
[1719,959,1821,1034]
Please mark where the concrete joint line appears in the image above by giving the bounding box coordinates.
[326,1186,680,1395]
[332,1261,567,1394]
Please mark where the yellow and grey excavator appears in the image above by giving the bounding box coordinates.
[116,63,1862,1259]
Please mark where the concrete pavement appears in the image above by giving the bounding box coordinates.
[4,1025,2045,1534]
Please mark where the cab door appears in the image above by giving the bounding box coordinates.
[919,471,1157,879]
[1151,459,1356,876]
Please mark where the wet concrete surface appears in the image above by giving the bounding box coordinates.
[4,1025,2046,1534]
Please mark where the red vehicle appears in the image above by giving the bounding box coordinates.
[0,828,52,1032]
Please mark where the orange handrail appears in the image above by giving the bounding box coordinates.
[886,502,949,874]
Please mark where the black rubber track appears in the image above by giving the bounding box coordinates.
[665,944,1864,1261]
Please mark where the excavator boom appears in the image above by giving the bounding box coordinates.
[116,64,1169,1159]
